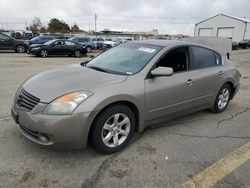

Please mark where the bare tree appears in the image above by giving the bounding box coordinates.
[28,16,42,33]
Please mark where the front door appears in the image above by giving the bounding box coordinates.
[145,46,198,121]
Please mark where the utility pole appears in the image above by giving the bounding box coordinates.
[94,14,97,39]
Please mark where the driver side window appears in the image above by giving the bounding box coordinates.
[0,34,11,41]
[156,47,189,73]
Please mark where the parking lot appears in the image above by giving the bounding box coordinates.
[0,51,250,188]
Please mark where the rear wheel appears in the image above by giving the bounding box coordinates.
[74,50,81,58]
[40,50,48,58]
[211,84,231,113]
[16,45,26,53]
[91,105,136,154]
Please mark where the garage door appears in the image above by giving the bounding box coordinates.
[217,28,234,39]
[198,28,213,36]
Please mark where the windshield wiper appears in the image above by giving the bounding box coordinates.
[88,66,108,73]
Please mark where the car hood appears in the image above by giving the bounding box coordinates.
[22,64,127,103]
[104,41,115,45]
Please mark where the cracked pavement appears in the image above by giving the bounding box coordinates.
[0,51,250,188]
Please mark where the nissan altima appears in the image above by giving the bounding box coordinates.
[11,40,240,153]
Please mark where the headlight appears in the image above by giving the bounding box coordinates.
[43,91,92,115]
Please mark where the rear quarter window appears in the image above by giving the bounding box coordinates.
[191,46,216,69]
[214,52,222,65]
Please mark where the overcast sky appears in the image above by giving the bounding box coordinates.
[1,0,250,35]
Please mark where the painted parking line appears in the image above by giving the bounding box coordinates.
[183,141,250,188]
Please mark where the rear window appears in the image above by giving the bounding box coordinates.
[191,46,216,69]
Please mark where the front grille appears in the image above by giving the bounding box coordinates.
[15,88,40,111]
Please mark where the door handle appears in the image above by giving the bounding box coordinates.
[218,71,224,76]
[186,79,193,85]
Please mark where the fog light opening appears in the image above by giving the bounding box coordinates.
[38,134,49,143]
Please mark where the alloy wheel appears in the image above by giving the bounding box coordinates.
[16,45,25,53]
[40,50,48,57]
[74,50,81,57]
[217,88,230,110]
[101,113,130,148]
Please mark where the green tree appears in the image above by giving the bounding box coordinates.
[40,26,47,33]
[47,18,71,33]
[71,24,80,33]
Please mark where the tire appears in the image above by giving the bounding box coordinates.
[40,50,48,58]
[91,105,136,154]
[74,50,81,58]
[211,84,231,113]
[86,46,92,53]
[16,45,26,53]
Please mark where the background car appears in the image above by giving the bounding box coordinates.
[239,40,250,49]
[232,41,239,50]
[28,39,87,57]
[92,37,105,49]
[69,37,94,52]
[28,36,56,45]
[102,40,116,51]
[0,32,28,53]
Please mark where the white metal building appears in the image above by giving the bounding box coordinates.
[194,14,250,42]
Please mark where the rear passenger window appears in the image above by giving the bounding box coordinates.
[214,52,222,65]
[191,47,216,69]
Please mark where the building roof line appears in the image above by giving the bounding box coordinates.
[196,14,250,25]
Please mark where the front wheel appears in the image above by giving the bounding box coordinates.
[40,50,48,58]
[91,105,136,154]
[211,84,231,113]
[86,46,92,53]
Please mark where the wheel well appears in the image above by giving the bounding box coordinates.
[224,81,235,99]
[88,101,140,142]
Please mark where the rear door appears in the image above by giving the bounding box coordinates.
[64,41,76,54]
[188,46,225,106]
[0,34,15,50]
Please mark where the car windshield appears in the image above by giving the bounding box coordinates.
[44,39,57,45]
[86,43,162,75]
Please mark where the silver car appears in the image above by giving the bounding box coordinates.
[11,40,240,153]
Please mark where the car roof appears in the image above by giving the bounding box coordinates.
[129,40,185,47]
[129,39,219,53]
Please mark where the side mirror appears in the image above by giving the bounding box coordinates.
[80,61,89,66]
[151,67,173,77]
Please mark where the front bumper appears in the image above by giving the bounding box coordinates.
[11,105,98,149]
[27,48,40,55]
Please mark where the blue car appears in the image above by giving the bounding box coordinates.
[69,37,94,52]
[28,36,56,45]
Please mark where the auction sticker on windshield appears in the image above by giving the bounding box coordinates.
[138,47,156,53]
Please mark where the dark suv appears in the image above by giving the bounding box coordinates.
[239,40,250,49]
[0,33,28,53]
